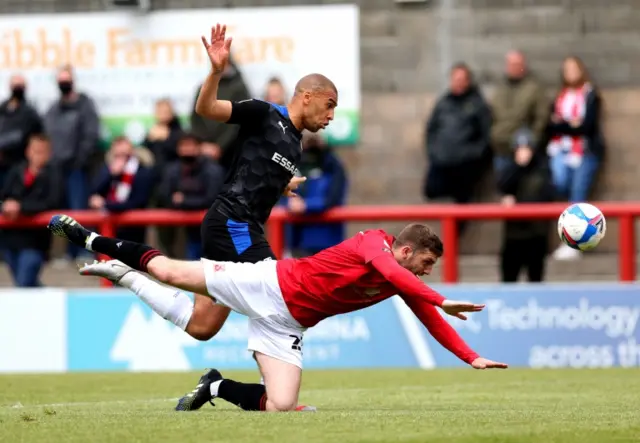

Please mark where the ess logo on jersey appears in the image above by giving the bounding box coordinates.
[271,152,300,176]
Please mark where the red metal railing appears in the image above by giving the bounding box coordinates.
[0,202,637,287]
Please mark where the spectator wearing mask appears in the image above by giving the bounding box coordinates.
[423,63,492,232]
[497,133,555,283]
[142,98,183,175]
[491,51,549,176]
[0,74,43,189]
[546,56,605,261]
[157,132,225,259]
[263,77,287,105]
[0,134,63,287]
[281,133,348,257]
[190,57,250,164]
[44,64,100,264]
[88,137,155,244]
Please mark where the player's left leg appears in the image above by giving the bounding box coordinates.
[254,351,301,411]
[79,259,231,341]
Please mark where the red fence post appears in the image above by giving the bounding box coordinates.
[441,217,459,283]
[268,218,286,259]
[98,215,116,288]
[618,214,636,282]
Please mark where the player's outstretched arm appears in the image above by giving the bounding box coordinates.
[196,24,234,121]
[197,24,272,126]
[196,23,232,122]
[369,255,447,306]
[370,255,485,317]
[470,357,508,369]
[401,296,508,369]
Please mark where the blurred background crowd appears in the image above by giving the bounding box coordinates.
[0,0,634,287]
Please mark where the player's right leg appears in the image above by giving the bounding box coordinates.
[179,351,302,412]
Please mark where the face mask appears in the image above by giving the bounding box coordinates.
[58,81,73,95]
[180,155,198,164]
[10,87,25,101]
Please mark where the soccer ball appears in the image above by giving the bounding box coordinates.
[557,203,606,251]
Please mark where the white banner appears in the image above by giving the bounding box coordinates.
[0,5,360,146]
[0,289,67,373]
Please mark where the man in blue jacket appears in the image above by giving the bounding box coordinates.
[281,133,348,257]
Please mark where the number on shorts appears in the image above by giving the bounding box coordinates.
[289,334,302,351]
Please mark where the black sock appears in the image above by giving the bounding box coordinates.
[217,379,267,411]
[91,236,163,273]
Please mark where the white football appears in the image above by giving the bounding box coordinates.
[557,203,606,251]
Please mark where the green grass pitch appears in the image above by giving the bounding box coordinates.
[1,368,639,443]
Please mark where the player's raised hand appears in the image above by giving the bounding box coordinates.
[201,23,232,74]
[440,299,485,320]
[283,176,307,197]
[471,357,508,369]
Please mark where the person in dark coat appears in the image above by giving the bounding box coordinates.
[424,63,492,205]
[189,57,250,167]
[157,132,225,259]
[0,74,43,189]
[142,98,184,175]
[0,134,63,286]
[498,135,555,283]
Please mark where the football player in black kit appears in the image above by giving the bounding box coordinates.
[47,24,337,411]
[192,23,337,340]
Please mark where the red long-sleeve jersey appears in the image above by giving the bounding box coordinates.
[276,229,480,364]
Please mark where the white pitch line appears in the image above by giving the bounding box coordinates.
[1,384,464,410]
[3,398,179,410]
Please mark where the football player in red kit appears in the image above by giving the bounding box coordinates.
[49,216,508,412]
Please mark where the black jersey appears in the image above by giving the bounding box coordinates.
[214,99,303,226]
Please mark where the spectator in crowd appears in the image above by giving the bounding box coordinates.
[88,137,155,244]
[263,77,287,105]
[157,132,225,259]
[44,64,100,264]
[491,51,549,176]
[423,63,492,233]
[0,134,63,287]
[281,133,348,258]
[142,98,183,175]
[190,56,250,164]
[546,56,605,261]
[497,131,555,283]
[0,74,43,189]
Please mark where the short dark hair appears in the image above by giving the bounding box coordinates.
[450,62,473,81]
[394,223,444,257]
[178,131,202,145]
[30,133,50,144]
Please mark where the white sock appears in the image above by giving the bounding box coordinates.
[85,232,100,251]
[210,380,223,397]
[120,271,193,330]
